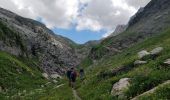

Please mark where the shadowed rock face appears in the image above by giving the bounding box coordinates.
[0,7,87,75]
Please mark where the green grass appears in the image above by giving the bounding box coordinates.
[0,51,75,100]
[138,83,170,100]
[77,29,170,100]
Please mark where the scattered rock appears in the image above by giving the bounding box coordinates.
[134,60,147,65]
[52,80,58,83]
[42,73,49,79]
[23,90,26,93]
[150,47,163,55]
[18,92,21,96]
[111,78,131,98]
[50,74,62,79]
[41,85,44,88]
[138,50,150,59]
[164,59,170,65]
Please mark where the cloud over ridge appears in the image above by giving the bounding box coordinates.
[0,0,151,32]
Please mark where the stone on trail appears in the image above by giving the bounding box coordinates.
[134,60,147,65]
[42,73,49,79]
[150,47,163,55]
[111,78,131,98]
[138,50,150,59]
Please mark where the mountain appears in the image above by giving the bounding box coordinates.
[77,0,170,99]
[0,0,170,99]
[0,7,85,75]
[111,25,127,36]
[88,0,170,60]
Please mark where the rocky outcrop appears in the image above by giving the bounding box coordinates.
[0,7,87,75]
[111,78,131,98]
[111,25,127,36]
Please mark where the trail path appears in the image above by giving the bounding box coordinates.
[72,89,82,100]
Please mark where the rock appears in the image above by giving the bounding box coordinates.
[164,59,170,65]
[41,85,44,88]
[42,73,49,79]
[111,78,131,97]
[138,50,150,59]
[52,80,58,83]
[134,60,147,65]
[50,74,62,79]
[150,47,163,55]
[23,90,26,93]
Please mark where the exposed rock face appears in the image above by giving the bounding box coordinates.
[112,25,127,36]
[0,7,86,75]
[138,50,150,59]
[111,78,131,97]
[128,0,170,34]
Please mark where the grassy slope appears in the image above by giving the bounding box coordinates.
[77,29,170,100]
[0,51,73,100]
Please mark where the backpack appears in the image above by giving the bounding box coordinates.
[70,71,77,79]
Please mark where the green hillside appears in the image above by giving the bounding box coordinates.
[0,51,73,100]
[77,29,170,100]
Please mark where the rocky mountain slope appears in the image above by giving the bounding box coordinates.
[0,7,88,75]
[88,0,170,60]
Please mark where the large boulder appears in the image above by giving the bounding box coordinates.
[50,74,62,79]
[111,78,131,98]
[134,60,147,65]
[150,47,163,55]
[42,73,49,79]
[138,50,150,59]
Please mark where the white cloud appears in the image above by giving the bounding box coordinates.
[0,0,151,32]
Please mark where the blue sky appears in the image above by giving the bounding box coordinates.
[53,28,107,44]
[0,0,151,44]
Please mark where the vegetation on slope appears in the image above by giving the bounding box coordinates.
[77,29,170,100]
[0,51,74,100]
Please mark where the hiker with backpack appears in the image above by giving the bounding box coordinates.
[70,68,77,89]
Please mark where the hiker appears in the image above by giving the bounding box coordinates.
[79,68,85,80]
[70,68,77,89]
[66,68,72,87]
